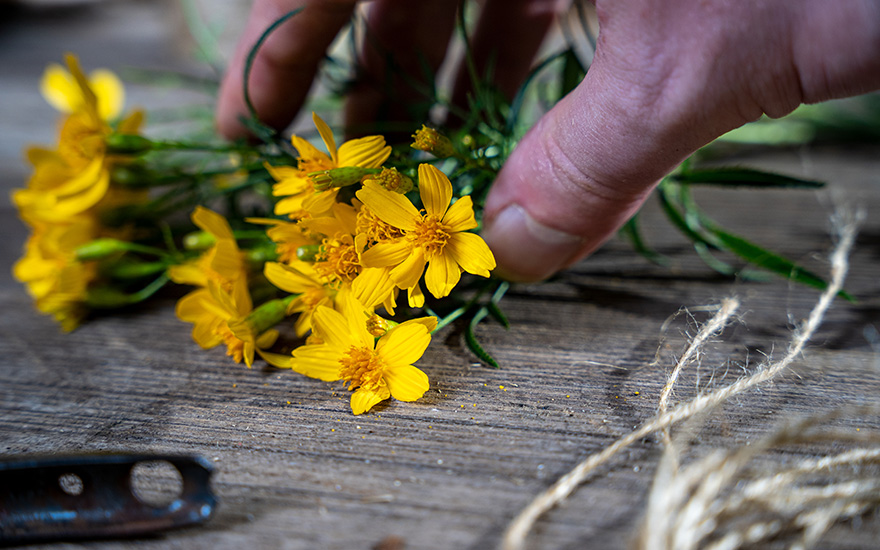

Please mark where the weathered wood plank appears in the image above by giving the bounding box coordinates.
[2,2,879,549]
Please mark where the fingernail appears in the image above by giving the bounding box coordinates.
[483,204,582,282]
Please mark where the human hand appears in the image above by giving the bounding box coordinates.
[483,0,880,281]
[216,0,558,139]
[217,1,880,282]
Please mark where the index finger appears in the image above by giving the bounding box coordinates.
[216,0,359,139]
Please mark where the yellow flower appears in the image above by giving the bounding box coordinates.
[175,279,278,368]
[12,114,111,223]
[246,216,320,264]
[168,207,246,291]
[269,112,391,217]
[357,163,496,299]
[13,55,141,223]
[13,214,97,331]
[284,292,436,415]
[40,54,124,121]
[263,261,333,337]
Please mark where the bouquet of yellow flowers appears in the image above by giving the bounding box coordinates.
[12,53,505,415]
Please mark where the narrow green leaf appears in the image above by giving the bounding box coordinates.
[466,307,500,368]
[242,8,304,137]
[487,302,510,330]
[506,49,568,132]
[620,215,669,266]
[673,167,824,189]
[707,226,853,301]
[430,305,468,333]
[657,182,718,249]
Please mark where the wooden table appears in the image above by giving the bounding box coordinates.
[2,2,879,548]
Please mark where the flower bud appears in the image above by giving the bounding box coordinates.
[183,231,216,251]
[411,125,455,158]
[110,164,153,187]
[363,167,414,194]
[75,238,131,261]
[245,296,294,335]
[366,314,399,338]
[296,244,321,262]
[308,167,377,191]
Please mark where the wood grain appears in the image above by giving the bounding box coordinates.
[2,2,879,548]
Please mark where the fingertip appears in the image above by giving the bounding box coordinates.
[483,204,583,283]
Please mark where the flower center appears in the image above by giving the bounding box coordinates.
[58,112,105,167]
[357,206,405,247]
[301,287,326,309]
[298,157,332,184]
[411,213,451,258]
[219,325,246,364]
[314,235,360,287]
[339,345,385,391]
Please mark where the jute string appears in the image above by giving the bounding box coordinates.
[500,213,861,550]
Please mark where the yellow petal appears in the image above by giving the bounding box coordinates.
[331,202,359,234]
[192,318,224,350]
[361,240,411,268]
[266,162,303,183]
[256,329,279,349]
[298,216,335,237]
[350,385,391,415]
[117,109,143,134]
[274,195,307,217]
[272,175,311,196]
[399,315,438,334]
[167,261,205,286]
[264,262,320,294]
[230,276,253,315]
[33,162,110,221]
[312,112,338,166]
[192,206,235,240]
[312,305,353,349]
[337,135,391,168]
[425,251,461,299]
[356,181,419,231]
[407,284,425,308]
[383,290,398,316]
[384,365,429,402]
[418,163,452,217]
[175,288,211,323]
[40,63,80,113]
[209,240,244,283]
[352,267,396,310]
[442,196,478,232]
[303,189,338,216]
[206,280,240,317]
[259,349,294,369]
[291,344,343,381]
[446,232,496,276]
[51,154,105,196]
[89,69,125,121]
[390,248,426,290]
[337,289,373,348]
[294,308,316,337]
[63,54,100,122]
[290,135,330,164]
[377,323,431,367]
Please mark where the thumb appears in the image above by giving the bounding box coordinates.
[482,49,726,282]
